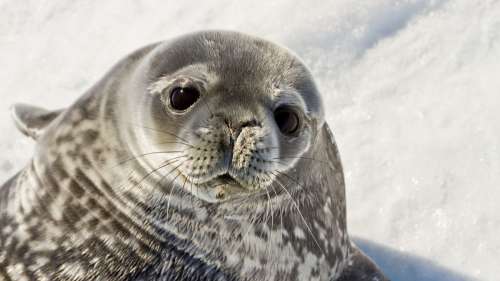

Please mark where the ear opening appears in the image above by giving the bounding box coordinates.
[10,103,64,140]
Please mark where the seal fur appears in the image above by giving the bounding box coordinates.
[0,31,387,281]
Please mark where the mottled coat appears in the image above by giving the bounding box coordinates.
[0,31,387,281]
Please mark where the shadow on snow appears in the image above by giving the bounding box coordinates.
[353,237,478,281]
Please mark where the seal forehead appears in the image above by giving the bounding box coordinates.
[146,31,324,122]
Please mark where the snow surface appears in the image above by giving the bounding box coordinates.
[1,0,498,280]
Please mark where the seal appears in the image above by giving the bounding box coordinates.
[0,31,387,281]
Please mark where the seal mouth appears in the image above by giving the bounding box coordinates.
[216,173,240,186]
[198,172,253,202]
[176,170,266,203]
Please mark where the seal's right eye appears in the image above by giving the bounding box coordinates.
[169,87,200,111]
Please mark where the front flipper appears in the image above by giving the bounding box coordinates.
[11,103,64,140]
[336,246,389,281]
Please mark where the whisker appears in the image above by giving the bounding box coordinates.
[181,172,191,206]
[272,156,331,166]
[261,173,275,264]
[133,158,183,190]
[200,94,215,118]
[114,152,187,168]
[129,123,192,145]
[190,175,199,205]
[273,170,310,194]
[163,162,187,219]
[186,173,195,208]
[276,180,284,250]
[259,146,280,151]
[271,171,324,253]
[152,140,195,148]
[231,201,264,256]
[194,125,213,131]
[165,167,189,218]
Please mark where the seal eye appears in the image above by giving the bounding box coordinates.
[169,87,200,111]
[274,107,300,136]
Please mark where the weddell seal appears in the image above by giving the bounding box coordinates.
[0,31,388,281]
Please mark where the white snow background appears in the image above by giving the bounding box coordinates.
[1,0,498,280]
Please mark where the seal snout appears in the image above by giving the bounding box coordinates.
[179,114,279,192]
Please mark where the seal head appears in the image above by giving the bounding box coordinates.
[127,32,324,203]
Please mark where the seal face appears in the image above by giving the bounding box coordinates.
[134,35,323,204]
[0,31,387,281]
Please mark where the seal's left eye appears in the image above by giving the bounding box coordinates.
[274,106,301,136]
[170,87,200,111]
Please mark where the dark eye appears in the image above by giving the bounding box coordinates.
[169,87,200,111]
[274,106,300,136]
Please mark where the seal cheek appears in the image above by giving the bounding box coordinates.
[178,126,229,183]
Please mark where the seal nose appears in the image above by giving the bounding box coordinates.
[224,118,259,141]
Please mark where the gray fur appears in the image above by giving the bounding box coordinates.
[0,31,387,281]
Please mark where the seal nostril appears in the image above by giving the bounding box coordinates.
[224,118,259,141]
[240,120,259,128]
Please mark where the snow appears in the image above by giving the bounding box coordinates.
[1,0,499,280]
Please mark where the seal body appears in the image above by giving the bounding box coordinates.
[0,31,387,281]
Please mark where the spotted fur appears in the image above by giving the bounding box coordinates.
[0,31,387,281]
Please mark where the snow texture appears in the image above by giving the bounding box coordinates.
[1,0,498,280]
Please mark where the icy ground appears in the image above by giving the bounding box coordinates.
[1,0,499,280]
